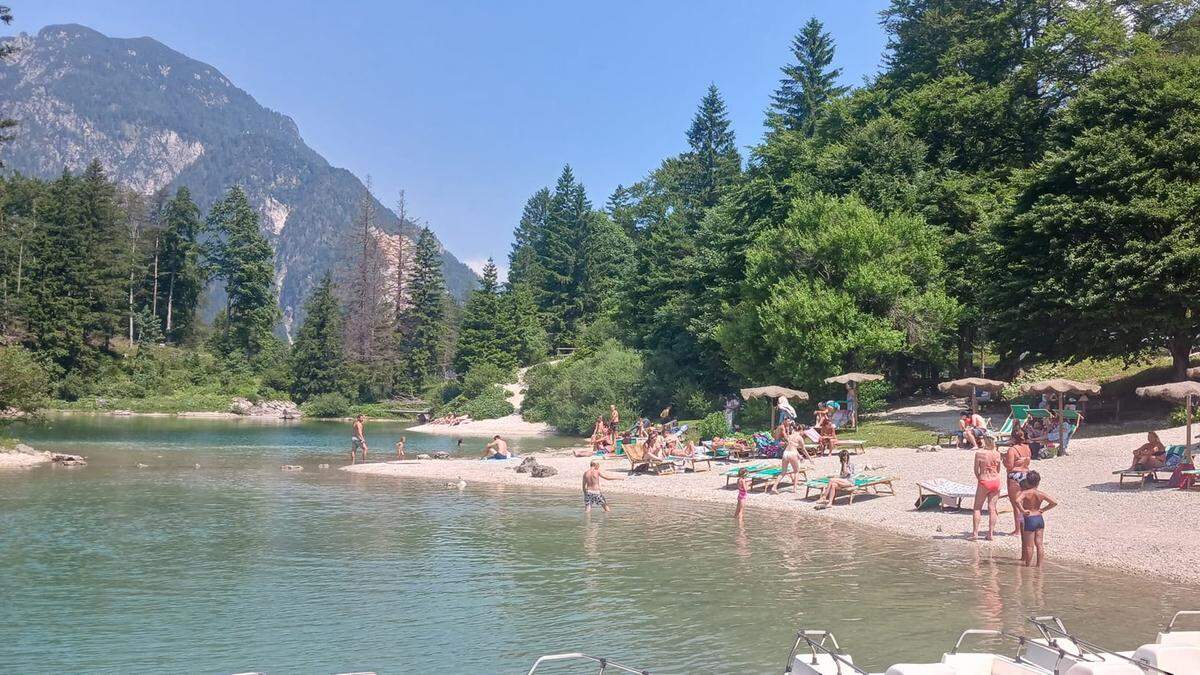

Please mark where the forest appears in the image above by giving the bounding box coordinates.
[2,1,1199,432]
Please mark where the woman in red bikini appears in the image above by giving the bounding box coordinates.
[971,435,1002,541]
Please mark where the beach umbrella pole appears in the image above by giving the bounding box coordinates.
[1188,395,1194,464]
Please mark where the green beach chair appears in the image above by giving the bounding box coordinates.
[1114,445,1187,488]
[723,463,768,486]
[803,474,896,504]
[996,404,1031,442]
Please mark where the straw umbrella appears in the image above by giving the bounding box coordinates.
[740,386,809,430]
[1136,381,1200,463]
[1019,378,1101,441]
[824,373,884,429]
[938,377,1008,415]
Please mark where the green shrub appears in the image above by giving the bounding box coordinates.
[302,392,351,418]
[1169,405,1189,426]
[461,385,515,420]
[0,346,50,416]
[695,411,730,440]
[855,379,895,414]
[522,340,643,435]
[461,362,514,399]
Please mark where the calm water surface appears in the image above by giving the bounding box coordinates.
[1,416,1194,674]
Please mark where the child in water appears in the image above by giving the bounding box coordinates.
[734,468,749,524]
[1016,470,1057,567]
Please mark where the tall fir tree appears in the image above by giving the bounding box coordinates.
[508,188,550,288]
[769,18,849,134]
[453,259,516,375]
[502,282,549,367]
[76,160,128,344]
[534,166,590,345]
[155,187,205,342]
[682,85,742,215]
[579,212,633,323]
[399,226,447,388]
[207,186,279,359]
[289,273,348,402]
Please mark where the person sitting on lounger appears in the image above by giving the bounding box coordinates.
[814,450,855,509]
[1130,431,1167,470]
[817,415,837,455]
[645,430,666,462]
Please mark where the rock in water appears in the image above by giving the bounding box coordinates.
[515,457,540,474]
[530,465,557,478]
[416,454,431,460]
[280,464,303,471]
[431,451,450,460]
[50,453,87,466]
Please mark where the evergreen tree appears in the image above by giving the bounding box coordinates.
[508,188,550,288]
[579,212,633,322]
[155,187,205,342]
[289,273,348,402]
[502,282,549,367]
[605,184,638,235]
[534,166,590,345]
[682,85,742,214]
[399,226,447,388]
[23,170,88,372]
[207,186,279,358]
[770,18,849,134]
[76,160,128,343]
[453,259,516,375]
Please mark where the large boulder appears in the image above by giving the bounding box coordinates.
[230,397,302,418]
[515,457,540,474]
[530,464,558,478]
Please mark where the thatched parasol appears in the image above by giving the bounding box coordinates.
[823,373,884,386]
[1019,378,1101,430]
[938,377,1008,414]
[1136,381,1200,462]
[740,386,809,429]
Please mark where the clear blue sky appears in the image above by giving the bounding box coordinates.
[8,1,891,274]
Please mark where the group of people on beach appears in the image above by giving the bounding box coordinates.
[970,428,1057,566]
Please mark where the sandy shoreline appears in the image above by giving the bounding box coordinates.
[0,445,51,469]
[405,414,555,436]
[346,423,1200,583]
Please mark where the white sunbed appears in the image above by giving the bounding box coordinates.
[915,478,1007,511]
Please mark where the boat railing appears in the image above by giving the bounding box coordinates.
[783,629,868,675]
[1028,615,1170,674]
[1167,610,1200,632]
[526,652,649,675]
[949,628,1041,664]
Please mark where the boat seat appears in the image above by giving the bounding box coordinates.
[1063,663,1144,675]
[886,665,957,675]
[1133,643,1200,670]
[1158,629,1200,646]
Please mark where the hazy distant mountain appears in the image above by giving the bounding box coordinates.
[0,23,477,328]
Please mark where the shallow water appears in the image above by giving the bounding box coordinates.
[2,416,1194,673]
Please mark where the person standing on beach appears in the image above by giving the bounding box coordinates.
[971,436,1002,541]
[1003,429,1032,535]
[395,436,406,460]
[582,460,624,512]
[1016,471,1057,567]
[734,468,749,523]
[609,405,620,445]
[350,414,368,464]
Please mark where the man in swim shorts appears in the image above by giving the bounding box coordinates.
[481,435,511,459]
[350,415,368,464]
[582,460,624,512]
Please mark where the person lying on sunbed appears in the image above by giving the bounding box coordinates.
[1129,431,1167,470]
[814,450,855,509]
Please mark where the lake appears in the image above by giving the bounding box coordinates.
[1,415,1193,673]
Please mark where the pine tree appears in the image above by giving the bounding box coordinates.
[770,18,849,134]
[398,226,447,388]
[502,282,549,367]
[508,188,550,288]
[23,170,88,371]
[207,186,279,359]
[579,212,633,322]
[76,160,128,344]
[290,273,348,402]
[453,259,516,375]
[535,166,590,345]
[682,85,742,214]
[155,187,205,342]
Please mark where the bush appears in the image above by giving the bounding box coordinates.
[461,362,514,399]
[0,346,50,415]
[522,340,643,435]
[461,385,515,420]
[695,411,730,440]
[1170,405,1189,426]
[855,379,895,414]
[302,392,351,418]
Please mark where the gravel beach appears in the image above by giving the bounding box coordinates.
[346,422,1200,582]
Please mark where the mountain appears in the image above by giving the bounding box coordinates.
[0,23,477,330]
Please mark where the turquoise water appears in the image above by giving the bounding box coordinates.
[1,416,1195,673]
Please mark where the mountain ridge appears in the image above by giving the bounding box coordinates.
[0,23,477,324]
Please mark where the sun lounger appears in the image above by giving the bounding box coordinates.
[667,453,713,472]
[915,478,1007,510]
[1114,445,1187,488]
[834,439,866,454]
[804,474,896,505]
[723,463,769,486]
[742,465,809,491]
[623,443,674,475]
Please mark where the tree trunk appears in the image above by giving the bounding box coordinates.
[165,272,176,337]
[1168,333,1192,382]
[150,234,160,318]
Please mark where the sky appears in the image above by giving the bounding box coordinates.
[6,1,892,275]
